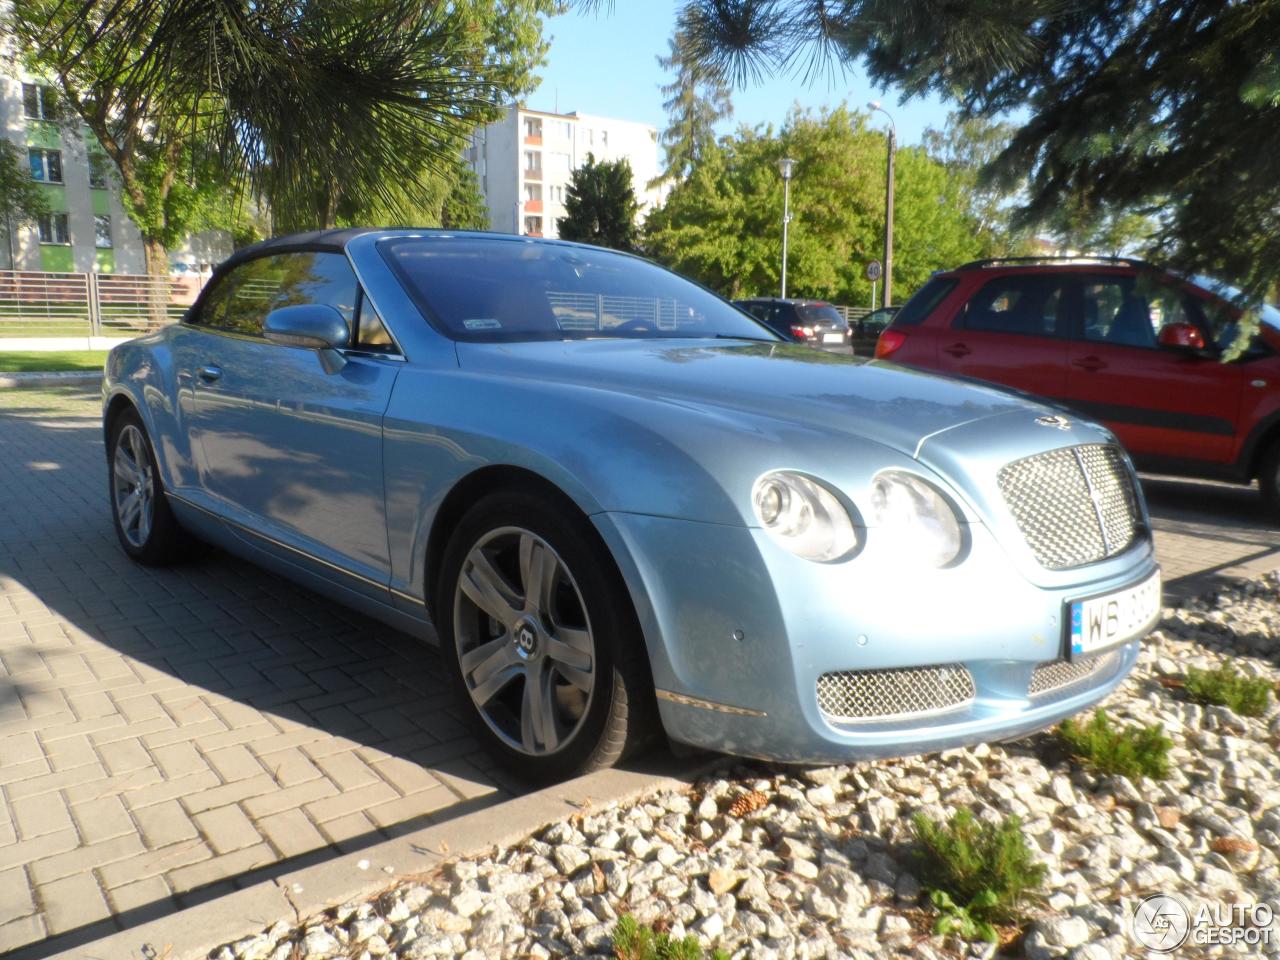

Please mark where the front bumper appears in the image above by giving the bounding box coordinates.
[594,511,1158,764]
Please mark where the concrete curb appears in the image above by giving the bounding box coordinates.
[42,759,712,960]
[0,371,102,389]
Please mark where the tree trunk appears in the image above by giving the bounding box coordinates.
[143,236,170,329]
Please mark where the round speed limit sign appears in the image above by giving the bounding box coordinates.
[865,260,882,282]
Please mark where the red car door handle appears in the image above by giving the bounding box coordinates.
[1072,356,1107,372]
[943,342,971,358]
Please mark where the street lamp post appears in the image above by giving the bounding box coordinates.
[867,102,896,307]
[777,157,795,298]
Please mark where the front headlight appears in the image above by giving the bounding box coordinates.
[751,471,858,562]
[869,470,964,567]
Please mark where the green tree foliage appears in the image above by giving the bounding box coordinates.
[0,140,49,266]
[441,163,491,231]
[557,154,641,251]
[645,106,982,302]
[14,0,552,273]
[671,0,1280,305]
[653,27,733,186]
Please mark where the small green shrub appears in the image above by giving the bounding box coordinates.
[612,915,730,960]
[912,809,1045,924]
[1057,708,1172,780]
[930,890,1000,943]
[1184,663,1273,718]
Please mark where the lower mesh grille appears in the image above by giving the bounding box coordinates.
[1028,651,1120,698]
[817,665,976,723]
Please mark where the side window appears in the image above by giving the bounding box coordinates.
[1079,275,1159,349]
[190,251,359,339]
[963,276,1066,336]
[354,292,398,351]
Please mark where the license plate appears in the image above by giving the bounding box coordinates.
[823,333,845,344]
[1068,569,1161,658]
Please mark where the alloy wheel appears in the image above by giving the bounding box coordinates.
[453,526,596,756]
[112,424,155,548]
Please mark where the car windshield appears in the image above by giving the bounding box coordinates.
[795,303,843,326]
[1190,276,1280,351]
[381,237,780,343]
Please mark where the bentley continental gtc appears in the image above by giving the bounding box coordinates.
[102,229,1161,781]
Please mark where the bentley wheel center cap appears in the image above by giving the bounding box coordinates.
[513,618,541,658]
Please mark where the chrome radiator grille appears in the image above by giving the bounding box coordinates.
[1028,650,1121,698]
[997,444,1140,570]
[817,665,975,723]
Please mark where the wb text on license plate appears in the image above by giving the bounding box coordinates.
[1068,570,1161,658]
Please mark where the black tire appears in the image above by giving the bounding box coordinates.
[1261,442,1280,521]
[107,408,193,565]
[435,490,656,783]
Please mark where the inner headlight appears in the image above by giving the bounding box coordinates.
[869,471,964,567]
[751,471,858,562]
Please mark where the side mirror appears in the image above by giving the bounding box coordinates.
[1157,321,1206,352]
[264,304,350,373]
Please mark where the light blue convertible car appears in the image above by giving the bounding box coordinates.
[103,229,1161,781]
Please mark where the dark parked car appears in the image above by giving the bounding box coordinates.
[852,305,898,356]
[735,297,851,349]
[876,256,1280,513]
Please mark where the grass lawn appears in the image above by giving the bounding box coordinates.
[0,350,108,373]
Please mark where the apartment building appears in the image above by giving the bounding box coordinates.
[467,105,664,239]
[0,69,230,275]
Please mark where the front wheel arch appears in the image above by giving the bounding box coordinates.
[424,466,596,622]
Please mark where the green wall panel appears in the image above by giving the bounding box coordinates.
[39,245,74,272]
[91,190,111,216]
[39,183,68,213]
[24,122,60,150]
[94,248,115,273]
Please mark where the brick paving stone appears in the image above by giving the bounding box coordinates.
[70,795,135,844]
[165,842,275,894]
[97,838,212,888]
[134,800,199,848]
[107,875,173,922]
[0,914,46,954]
[256,808,326,859]
[0,866,34,925]
[10,793,74,840]
[29,834,146,885]
[40,872,111,935]
[192,805,262,855]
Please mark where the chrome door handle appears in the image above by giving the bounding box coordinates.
[1072,356,1106,372]
[197,364,222,382]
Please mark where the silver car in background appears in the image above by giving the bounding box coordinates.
[103,229,1161,782]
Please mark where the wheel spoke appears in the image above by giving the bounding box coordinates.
[545,636,592,672]
[520,665,559,752]
[119,490,142,529]
[519,534,557,614]
[469,658,523,707]
[460,549,523,624]
[113,454,137,486]
[136,493,151,541]
[460,635,513,681]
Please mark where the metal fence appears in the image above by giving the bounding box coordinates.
[0,270,204,338]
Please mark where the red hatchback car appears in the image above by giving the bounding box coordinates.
[876,257,1280,513]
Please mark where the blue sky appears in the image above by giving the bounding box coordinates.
[529,3,955,146]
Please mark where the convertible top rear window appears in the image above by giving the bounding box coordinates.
[379,237,779,343]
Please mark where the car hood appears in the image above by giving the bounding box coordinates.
[455,338,1045,458]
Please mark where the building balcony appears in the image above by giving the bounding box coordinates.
[524,200,543,213]
[524,169,542,181]
[524,135,542,146]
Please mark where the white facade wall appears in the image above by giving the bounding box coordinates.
[469,105,665,240]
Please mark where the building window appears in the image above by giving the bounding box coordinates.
[37,212,70,245]
[523,150,540,171]
[88,152,109,189]
[523,117,542,139]
[22,83,58,121]
[550,185,565,203]
[523,215,542,236]
[29,148,63,183]
[524,183,542,202]
[94,215,112,248]
[600,130,609,148]
[557,121,572,139]
[548,151,571,174]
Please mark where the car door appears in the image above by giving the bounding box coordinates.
[184,250,403,592]
[934,273,1071,398]
[1061,274,1243,464]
